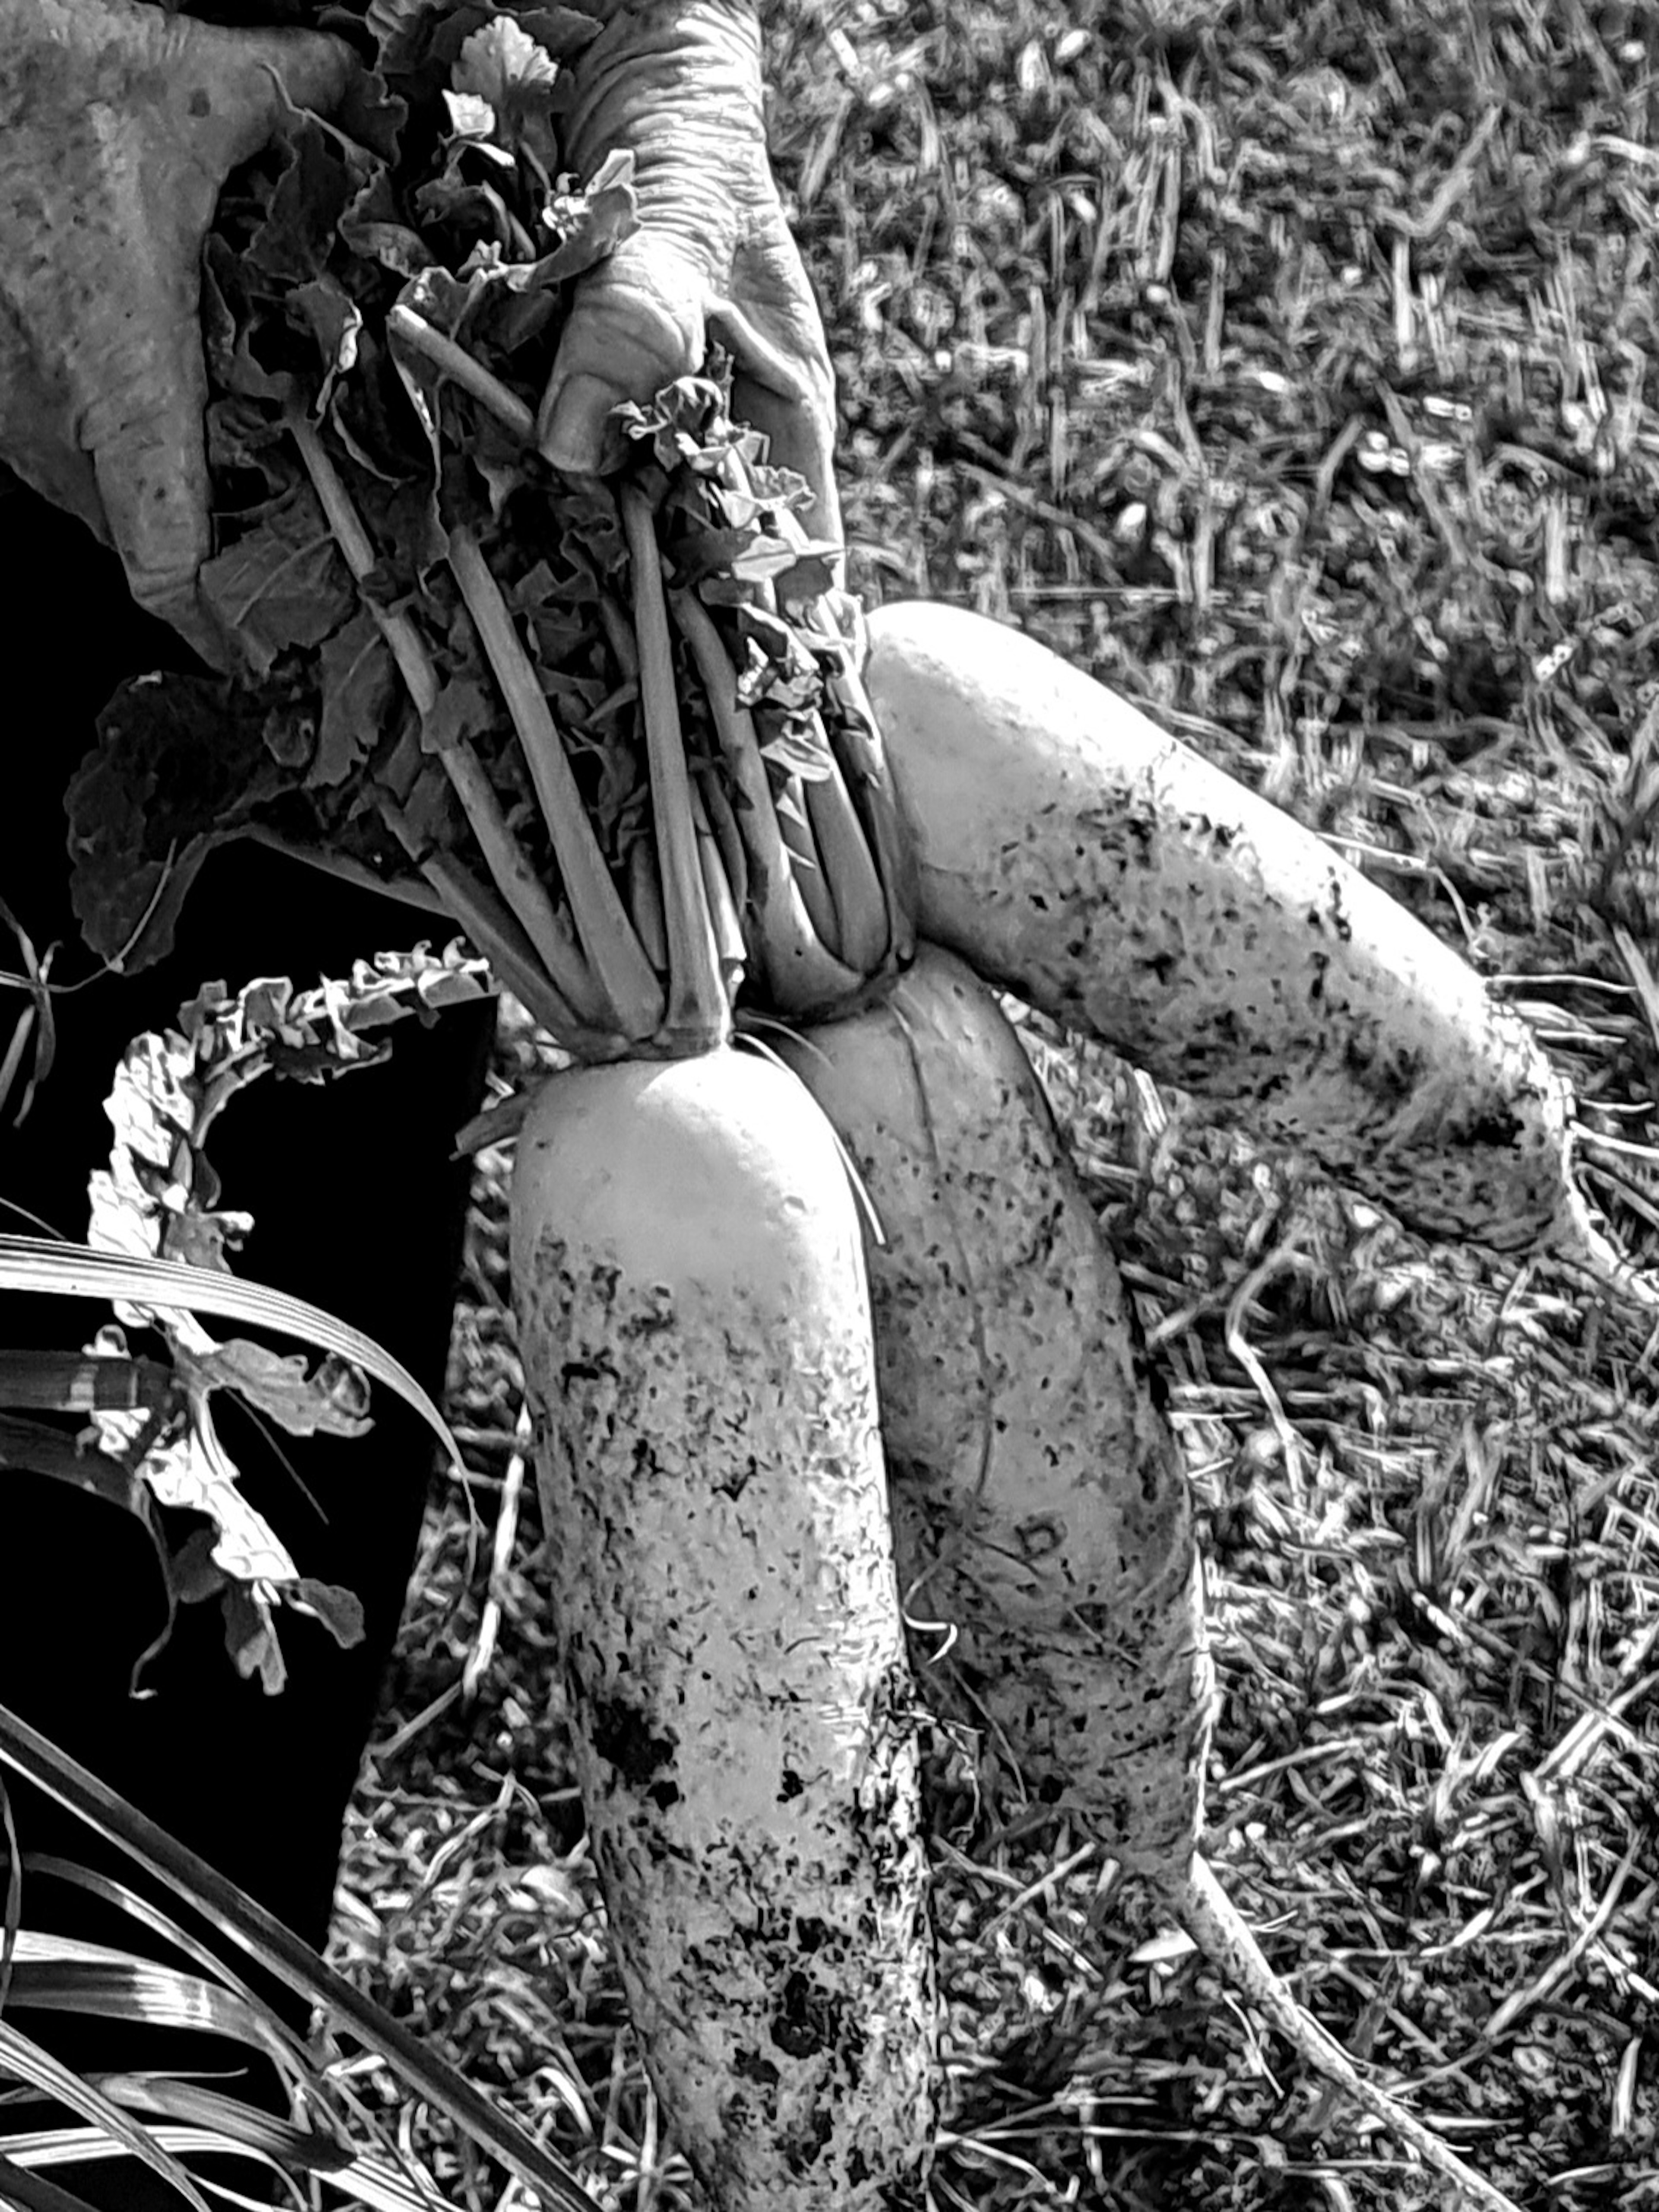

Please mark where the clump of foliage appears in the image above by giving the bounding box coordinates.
[69,0,906,1055]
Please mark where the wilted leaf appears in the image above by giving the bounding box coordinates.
[191,1339,373,1443]
[454,17,564,167]
[65,676,282,968]
[363,0,435,66]
[287,274,362,408]
[772,549,842,605]
[516,6,603,62]
[199,487,356,673]
[286,1580,367,1649]
[756,704,835,783]
[540,145,637,270]
[338,167,435,276]
[442,88,500,142]
[329,61,410,166]
[454,18,561,105]
[248,117,360,289]
[422,674,498,753]
[159,1210,251,1276]
[315,610,397,785]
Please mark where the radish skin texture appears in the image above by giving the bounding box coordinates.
[776,944,1212,1864]
[510,1052,935,2210]
[776,951,1521,2211]
[865,603,1577,1254]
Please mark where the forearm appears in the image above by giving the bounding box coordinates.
[563,0,769,247]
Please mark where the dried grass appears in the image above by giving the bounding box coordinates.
[329,3,1659,2206]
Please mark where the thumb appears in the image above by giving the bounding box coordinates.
[536,234,707,474]
[184,24,360,179]
[720,315,842,553]
[98,22,358,662]
[86,292,219,658]
[95,420,229,667]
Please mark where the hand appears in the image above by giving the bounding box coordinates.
[0,0,354,662]
[537,0,841,548]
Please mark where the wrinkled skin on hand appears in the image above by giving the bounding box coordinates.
[543,0,841,547]
[0,0,353,663]
[0,0,837,664]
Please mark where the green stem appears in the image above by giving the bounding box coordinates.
[377,800,606,1052]
[293,417,439,715]
[447,525,664,1042]
[596,589,639,677]
[696,766,750,926]
[436,744,612,1027]
[820,644,920,972]
[386,306,537,446]
[241,825,452,917]
[626,836,669,972]
[801,734,890,973]
[293,423,609,1026]
[775,769,840,953]
[620,485,731,1051]
[691,779,749,984]
[669,586,862,1016]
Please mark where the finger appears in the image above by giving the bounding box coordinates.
[536,234,706,473]
[713,239,842,551]
[91,422,224,664]
[733,366,842,554]
[181,24,360,180]
[83,294,225,663]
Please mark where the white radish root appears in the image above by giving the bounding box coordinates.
[510,1049,935,2210]
[779,943,1523,2212]
[1170,1859,1525,2212]
[775,943,1212,1863]
[864,602,1631,1291]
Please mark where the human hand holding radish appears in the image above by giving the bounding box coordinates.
[0,0,355,665]
[538,0,841,547]
[0,0,837,669]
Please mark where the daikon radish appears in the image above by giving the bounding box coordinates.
[510,1049,935,2211]
[774,944,1211,1864]
[864,603,1609,1271]
[779,944,1524,2212]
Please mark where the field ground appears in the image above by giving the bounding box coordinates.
[331,5,1659,2208]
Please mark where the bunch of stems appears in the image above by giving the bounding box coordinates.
[290,317,915,1062]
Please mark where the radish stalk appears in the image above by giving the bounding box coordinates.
[864,603,1601,1266]
[292,418,438,712]
[776,943,1210,1864]
[510,1049,936,2208]
[294,426,608,1024]
[448,525,665,1041]
[620,486,732,1051]
[625,835,668,973]
[240,826,453,916]
[696,767,751,928]
[802,745,889,973]
[595,588,641,679]
[671,589,864,1016]
[434,739,610,1025]
[819,642,919,975]
[376,800,605,1051]
[691,781,750,986]
[386,304,536,444]
[781,942,1523,2212]
[775,772,840,951]
[729,488,916,971]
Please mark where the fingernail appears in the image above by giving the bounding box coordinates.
[539,374,617,473]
